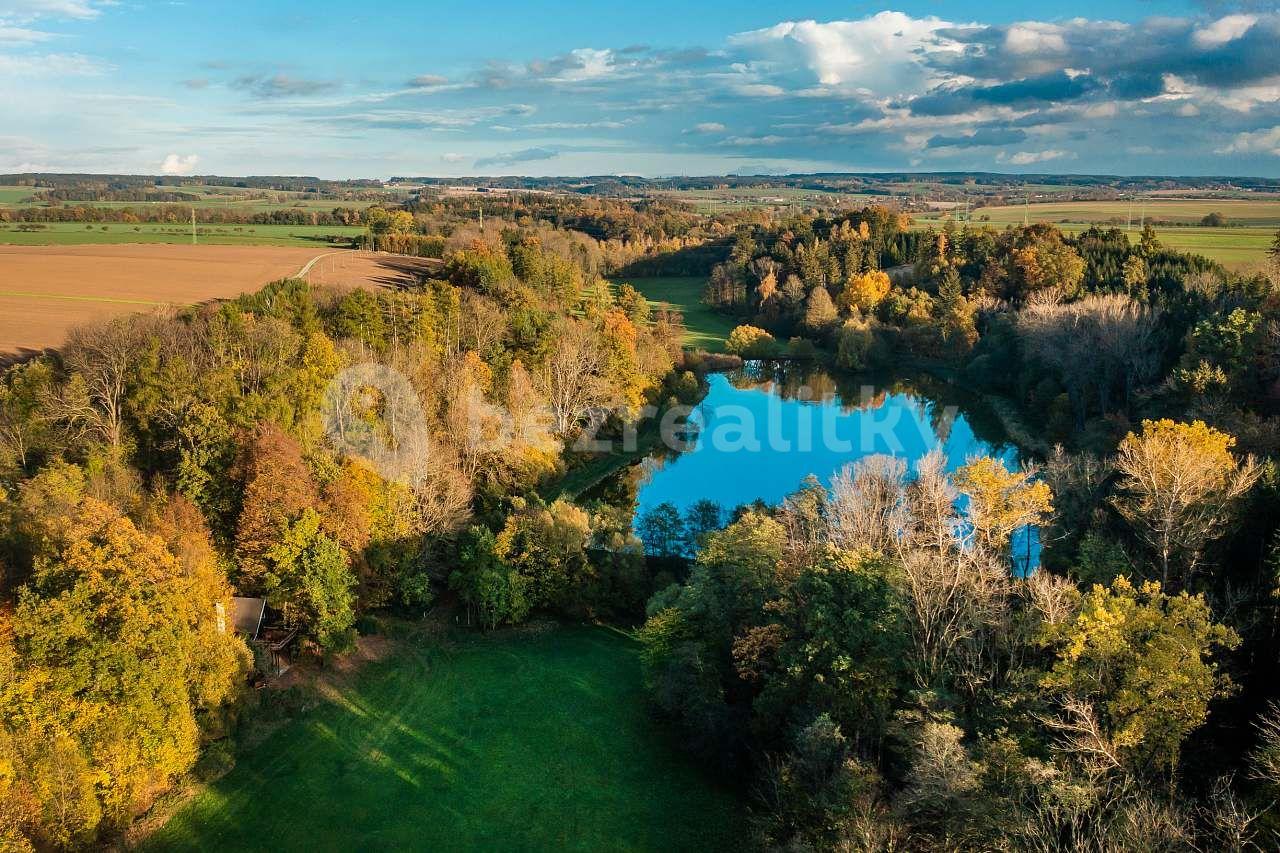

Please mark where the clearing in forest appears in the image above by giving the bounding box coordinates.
[613,276,734,352]
[143,626,743,852]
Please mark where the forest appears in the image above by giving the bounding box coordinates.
[3,190,1280,850]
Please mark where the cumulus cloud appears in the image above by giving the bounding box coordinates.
[160,153,199,175]
[909,72,1103,117]
[721,134,785,147]
[729,12,957,92]
[1004,23,1068,56]
[1193,14,1256,49]
[474,146,558,169]
[9,7,1280,175]
[1217,125,1280,155]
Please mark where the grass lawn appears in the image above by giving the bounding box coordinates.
[612,276,735,352]
[143,626,744,853]
[0,222,363,247]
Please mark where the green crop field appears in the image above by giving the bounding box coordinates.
[965,198,1280,227]
[913,199,1280,268]
[614,276,735,352]
[144,626,743,852]
[0,183,406,211]
[0,185,36,204]
[0,222,364,247]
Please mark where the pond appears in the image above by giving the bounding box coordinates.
[592,362,1040,574]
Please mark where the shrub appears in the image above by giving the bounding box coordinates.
[726,325,778,358]
[835,319,874,370]
[786,337,819,360]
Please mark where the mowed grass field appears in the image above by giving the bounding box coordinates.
[613,276,734,352]
[0,221,364,247]
[144,627,744,852]
[915,198,1280,267]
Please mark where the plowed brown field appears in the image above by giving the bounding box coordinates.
[0,246,440,359]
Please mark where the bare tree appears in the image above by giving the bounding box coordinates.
[827,455,909,556]
[1017,294,1162,425]
[904,450,959,559]
[59,315,156,450]
[537,320,607,436]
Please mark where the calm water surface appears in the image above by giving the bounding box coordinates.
[605,362,1039,572]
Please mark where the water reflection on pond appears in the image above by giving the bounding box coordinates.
[590,361,1039,573]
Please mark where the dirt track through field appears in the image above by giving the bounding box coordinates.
[0,245,440,359]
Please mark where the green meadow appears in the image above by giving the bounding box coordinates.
[144,626,743,853]
[914,199,1280,268]
[0,221,364,247]
[613,276,735,352]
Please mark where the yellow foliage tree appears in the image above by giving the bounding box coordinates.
[1112,419,1260,588]
[954,457,1054,559]
[725,325,777,358]
[839,270,891,315]
[2,498,249,845]
[1041,576,1239,775]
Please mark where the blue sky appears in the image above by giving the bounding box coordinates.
[2,0,1280,178]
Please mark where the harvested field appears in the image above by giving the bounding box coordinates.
[300,250,442,290]
[0,244,322,358]
[0,246,446,359]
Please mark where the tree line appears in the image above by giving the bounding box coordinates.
[0,225,698,848]
[660,211,1280,847]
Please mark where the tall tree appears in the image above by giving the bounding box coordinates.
[1111,419,1260,588]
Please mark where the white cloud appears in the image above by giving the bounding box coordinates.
[0,24,53,43]
[729,12,959,93]
[1082,101,1118,119]
[550,48,614,82]
[722,134,784,146]
[1192,14,1256,49]
[733,83,784,97]
[692,122,725,133]
[1004,23,1067,55]
[1217,125,1280,155]
[1001,149,1069,165]
[0,51,103,74]
[441,152,466,163]
[160,153,199,175]
[0,0,108,21]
